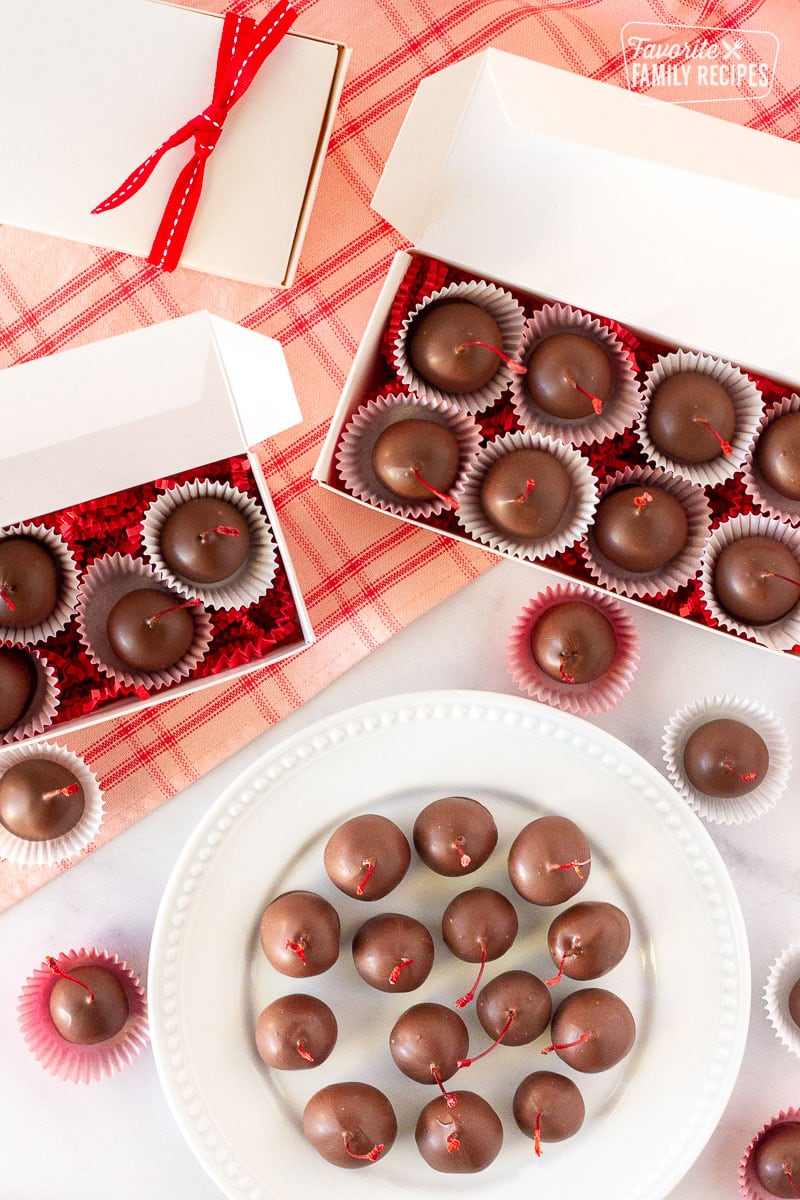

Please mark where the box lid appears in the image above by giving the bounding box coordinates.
[372,50,800,382]
[0,313,300,527]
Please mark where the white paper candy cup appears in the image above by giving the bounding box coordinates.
[739,1109,800,1200]
[0,522,79,647]
[765,945,800,1059]
[662,694,790,825]
[0,648,59,746]
[743,393,800,527]
[0,742,104,867]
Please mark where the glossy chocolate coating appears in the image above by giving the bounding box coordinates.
[0,537,59,628]
[754,1122,800,1198]
[476,970,552,1045]
[352,912,434,992]
[255,993,337,1070]
[713,536,800,625]
[480,448,572,540]
[531,601,617,685]
[160,497,251,584]
[0,759,85,841]
[412,795,497,876]
[547,901,631,980]
[756,411,800,501]
[592,485,689,574]
[408,300,503,394]
[106,588,196,671]
[549,987,635,1073]
[49,965,129,1044]
[683,717,769,797]
[372,419,460,503]
[512,1071,585,1145]
[415,1092,503,1173]
[302,1082,397,1168]
[526,333,613,420]
[324,813,411,900]
[508,815,591,905]
[789,978,800,1030]
[441,887,518,962]
[259,890,340,977]
[0,646,36,731]
[647,372,736,464]
[389,1002,468,1084]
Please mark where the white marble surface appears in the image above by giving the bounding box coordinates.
[3,555,800,1198]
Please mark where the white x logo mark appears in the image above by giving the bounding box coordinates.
[722,37,745,59]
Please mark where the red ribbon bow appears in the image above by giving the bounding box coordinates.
[92,0,297,272]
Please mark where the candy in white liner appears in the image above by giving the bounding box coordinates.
[0,522,80,647]
[0,741,103,867]
[765,945,800,1059]
[743,393,800,528]
[0,648,59,746]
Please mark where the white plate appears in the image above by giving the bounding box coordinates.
[149,690,750,1200]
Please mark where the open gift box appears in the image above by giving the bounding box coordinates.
[314,49,800,655]
[0,311,314,746]
[0,0,350,286]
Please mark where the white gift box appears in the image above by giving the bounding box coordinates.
[0,0,349,287]
[0,311,314,743]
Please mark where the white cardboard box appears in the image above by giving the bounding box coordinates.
[0,0,350,288]
[0,312,314,743]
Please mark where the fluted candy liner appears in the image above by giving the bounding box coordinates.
[1,648,59,746]
[662,694,790,826]
[393,279,527,414]
[76,553,213,692]
[765,946,800,1058]
[18,947,148,1083]
[142,479,277,611]
[506,583,640,715]
[698,514,800,652]
[510,304,643,447]
[743,394,800,527]
[336,393,482,519]
[637,350,762,487]
[739,1108,800,1200]
[0,741,104,867]
[457,430,598,563]
[0,522,80,647]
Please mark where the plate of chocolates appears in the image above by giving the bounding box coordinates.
[149,691,749,1200]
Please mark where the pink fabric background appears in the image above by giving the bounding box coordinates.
[1,0,796,910]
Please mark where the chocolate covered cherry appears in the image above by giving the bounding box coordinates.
[441,887,518,1008]
[255,994,337,1070]
[389,1002,468,1091]
[0,646,37,732]
[545,986,635,1073]
[106,588,197,671]
[48,962,129,1045]
[647,372,736,464]
[302,1082,397,1168]
[547,901,631,981]
[475,969,552,1047]
[526,332,612,419]
[352,912,434,992]
[512,1071,585,1154]
[324,813,411,900]
[259,890,340,977]
[408,300,504,394]
[592,485,688,574]
[160,496,251,585]
[415,1092,503,1173]
[756,411,800,501]
[713,536,800,625]
[371,419,460,505]
[0,537,60,629]
[683,717,769,797]
[412,795,497,876]
[753,1122,800,1198]
[508,815,591,905]
[530,600,617,685]
[480,448,572,540]
[0,759,85,841]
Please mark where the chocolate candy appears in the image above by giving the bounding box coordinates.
[713,535,800,625]
[441,887,518,963]
[49,965,129,1045]
[789,979,800,1030]
[371,419,459,503]
[0,537,59,629]
[412,795,497,876]
[255,994,337,1070]
[475,969,552,1045]
[592,485,688,574]
[389,1002,468,1085]
[756,411,800,501]
[0,646,37,731]
[683,717,769,797]
[415,1092,503,1173]
[106,588,196,671]
[508,815,591,905]
[526,332,612,419]
[753,1122,800,1198]
[480,448,572,540]
[647,372,736,463]
[547,901,631,981]
[0,759,85,841]
[259,890,340,977]
[530,600,617,685]
[512,1071,585,1148]
[352,912,434,992]
[408,300,503,394]
[324,813,411,901]
[302,1082,397,1168]
[547,987,636,1073]
[160,496,251,585]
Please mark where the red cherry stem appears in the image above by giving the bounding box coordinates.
[761,571,800,590]
[342,1135,385,1163]
[453,836,471,869]
[563,370,603,414]
[296,1040,314,1063]
[694,416,732,455]
[541,1031,594,1056]
[411,466,459,511]
[145,597,202,627]
[559,655,575,685]
[0,586,16,612]
[548,857,590,881]
[446,1131,461,1153]
[45,956,95,1001]
[545,950,576,987]
[534,1109,542,1158]
[457,340,526,375]
[431,1068,458,1108]
[515,478,536,504]
[455,941,487,1009]
[784,1165,800,1197]
[199,525,241,543]
[457,1009,515,1067]
[388,957,415,986]
[356,857,376,897]
[633,491,653,511]
[722,760,757,783]
[284,938,308,967]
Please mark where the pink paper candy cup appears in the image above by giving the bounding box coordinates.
[740,1109,800,1200]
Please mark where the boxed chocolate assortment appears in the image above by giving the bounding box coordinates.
[0,312,313,746]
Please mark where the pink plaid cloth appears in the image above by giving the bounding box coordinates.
[1,0,796,910]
